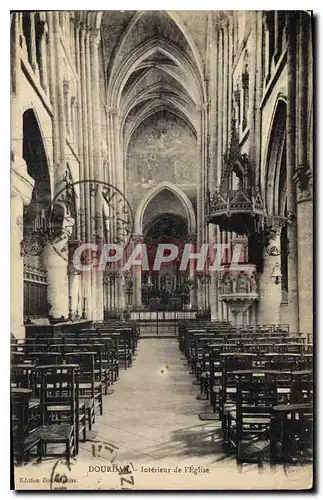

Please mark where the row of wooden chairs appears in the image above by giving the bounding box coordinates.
[179,322,313,466]
[11,321,139,465]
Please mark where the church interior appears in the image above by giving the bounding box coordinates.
[11,11,313,486]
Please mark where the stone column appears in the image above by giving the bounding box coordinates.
[207,17,219,321]
[118,274,126,314]
[293,12,312,335]
[257,225,282,325]
[285,12,299,332]
[68,270,81,318]
[11,16,34,340]
[43,212,74,320]
[132,234,143,308]
[78,24,93,319]
[11,193,25,339]
[295,179,313,335]
[90,27,104,322]
[11,157,35,339]
[83,27,96,320]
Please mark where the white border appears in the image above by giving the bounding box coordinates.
[2,5,321,498]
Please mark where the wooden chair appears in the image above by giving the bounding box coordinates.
[96,331,120,381]
[11,388,41,464]
[65,352,103,431]
[290,370,313,404]
[33,364,86,461]
[227,371,278,464]
[207,346,223,412]
[118,330,133,370]
[11,364,35,392]
[77,343,109,396]
[219,353,256,438]
[270,402,313,466]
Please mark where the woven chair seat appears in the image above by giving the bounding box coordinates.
[34,423,73,442]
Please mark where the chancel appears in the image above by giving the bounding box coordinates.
[11,10,313,490]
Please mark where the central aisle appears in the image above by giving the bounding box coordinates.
[81,338,224,465]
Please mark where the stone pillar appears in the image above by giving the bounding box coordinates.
[294,12,312,335]
[11,158,35,339]
[90,27,104,322]
[11,193,25,339]
[118,274,126,313]
[188,260,197,310]
[67,241,81,318]
[78,24,92,320]
[295,182,312,335]
[11,15,35,339]
[132,234,143,308]
[84,27,97,320]
[285,11,299,332]
[257,226,282,325]
[43,214,74,320]
[68,269,81,318]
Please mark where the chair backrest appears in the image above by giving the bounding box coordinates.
[65,352,96,395]
[11,364,35,392]
[235,372,278,438]
[36,364,79,426]
[291,371,313,403]
[25,351,63,366]
[49,343,78,354]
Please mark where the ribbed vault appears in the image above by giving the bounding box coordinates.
[101,10,205,152]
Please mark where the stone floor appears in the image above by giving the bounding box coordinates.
[14,338,313,490]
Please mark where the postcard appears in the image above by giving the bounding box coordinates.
[11,10,313,490]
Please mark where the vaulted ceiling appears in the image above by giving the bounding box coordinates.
[100,11,212,146]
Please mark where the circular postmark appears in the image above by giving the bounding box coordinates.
[49,180,134,263]
[22,180,134,263]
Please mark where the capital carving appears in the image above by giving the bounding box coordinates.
[89,28,100,46]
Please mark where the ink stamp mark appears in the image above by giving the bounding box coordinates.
[49,458,76,491]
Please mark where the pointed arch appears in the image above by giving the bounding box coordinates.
[135,181,196,234]
[22,107,52,203]
[263,96,287,216]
